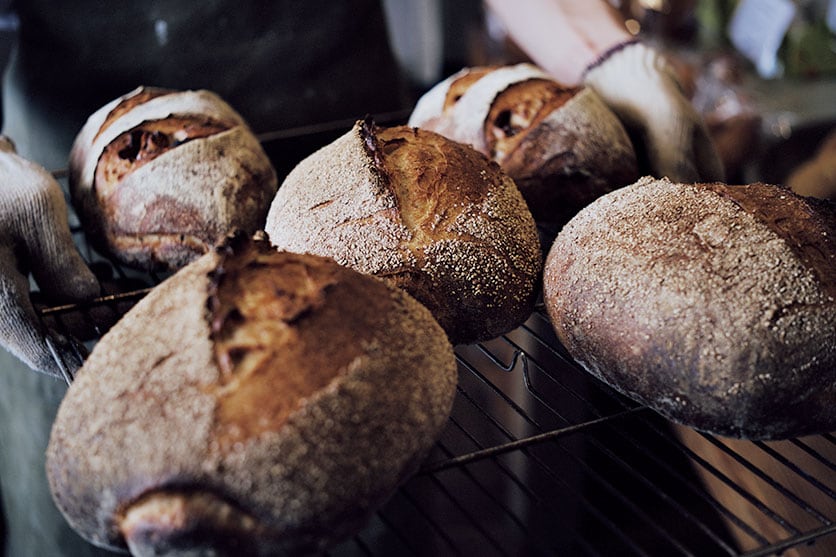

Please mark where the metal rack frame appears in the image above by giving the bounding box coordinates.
[37,122,835,557]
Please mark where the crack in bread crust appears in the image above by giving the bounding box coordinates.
[206,237,349,451]
[95,116,233,198]
[94,87,176,142]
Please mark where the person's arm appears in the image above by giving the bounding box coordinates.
[484,0,632,85]
[0,137,99,379]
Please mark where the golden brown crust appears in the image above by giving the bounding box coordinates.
[265,120,543,345]
[205,235,369,451]
[543,177,836,439]
[70,87,278,272]
[484,78,577,163]
[47,235,457,554]
[702,182,836,296]
[409,64,639,223]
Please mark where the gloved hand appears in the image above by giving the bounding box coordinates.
[0,136,99,379]
[584,41,725,183]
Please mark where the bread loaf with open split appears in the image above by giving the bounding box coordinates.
[543,177,836,439]
[408,63,639,223]
[47,233,457,555]
[265,118,542,345]
[69,86,278,271]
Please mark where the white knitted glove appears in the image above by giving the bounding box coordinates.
[584,41,725,183]
[0,136,99,378]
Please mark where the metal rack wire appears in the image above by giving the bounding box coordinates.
[37,122,835,557]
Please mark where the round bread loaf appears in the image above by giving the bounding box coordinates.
[46,233,457,555]
[264,118,543,345]
[69,86,278,271]
[408,63,639,223]
[544,177,836,439]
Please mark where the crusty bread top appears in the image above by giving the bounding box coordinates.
[70,87,247,194]
[92,87,175,142]
[92,123,273,241]
[407,64,638,223]
[409,63,630,170]
[68,86,278,271]
[409,64,553,153]
[495,86,635,182]
[545,177,836,438]
[485,78,577,162]
[205,233,385,451]
[265,119,542,344]
[95,116,231,197]
[47,235,457,551]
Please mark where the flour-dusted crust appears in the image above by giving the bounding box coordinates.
[47,234,457,555]
[409,64,638,223]
[544,177,836,439]
[265,119,543,345]
[69,87,278,271]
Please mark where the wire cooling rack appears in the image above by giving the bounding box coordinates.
[37,118,835,557]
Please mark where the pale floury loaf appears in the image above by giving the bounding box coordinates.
[69,87,278,271]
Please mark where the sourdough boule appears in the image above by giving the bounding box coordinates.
[543,177,836,439]
[46,233,457,555]
[409,63,639,223]
[265,118,542,345]
[69,86,278,271]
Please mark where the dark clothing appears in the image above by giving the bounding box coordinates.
[4,0,408,168]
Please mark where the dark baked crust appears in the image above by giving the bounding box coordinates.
[543,177,836,439]
[46,234,457,554]
[408,64,639,223]
[265,119,543,345]
[69,86,278,271]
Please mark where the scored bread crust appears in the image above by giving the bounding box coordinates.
[46,235,457,555]
[264,119,543,345]
[408,63,638,223]
[69,86,278,271]
[544,177,836,439]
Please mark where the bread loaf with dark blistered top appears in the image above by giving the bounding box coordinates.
[47,233,457,556]
[544,177,836,439]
